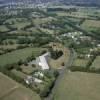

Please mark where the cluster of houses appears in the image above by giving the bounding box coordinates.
[62,32,83,38]
[61,31,100,58]
[61,31,98,45]
[25,52,50,85]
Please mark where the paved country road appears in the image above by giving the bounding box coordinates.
[44,48,77,100]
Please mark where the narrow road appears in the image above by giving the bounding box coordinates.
[45,48,77,100]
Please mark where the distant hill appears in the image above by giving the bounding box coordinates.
[0,0,100,6]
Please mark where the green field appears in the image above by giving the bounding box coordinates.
[21,65,36,74]
[33,17,54,25]
[55,11,89,18]
[0,44,18,50]
[53,71,100,100]
[12,22,30,30]
[91,56,100,69]
[40,28,54,34]
[0,25,9,32]
[5,18,31,30]
[0,72,40,100]
[81,20,100,31]
[73,58,89,67]
[54,7,100,18]
[11,69,27,79]
[0,47,45,66]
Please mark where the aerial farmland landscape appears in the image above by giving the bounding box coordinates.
[0,0,100,100]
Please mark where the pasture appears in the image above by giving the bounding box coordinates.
[20,65,36,74]
[0,44,18,50]
[81,20,100,31]
[33,17,54,25]
[0,25,9,32]
[0,47,45,66]
[53,72,100,100]
[90,56,100,69]
[73,58,89,67]
[40,28,54,34]
[52,7,100,19]
[5,18,31,30]
[0,72,40,100]
[11,69,27,79]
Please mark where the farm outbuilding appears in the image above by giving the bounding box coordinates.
[36,52,50,70]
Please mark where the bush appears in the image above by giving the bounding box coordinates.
[18,60,24,65]
[4,64,14,70]
[50,48,63,60]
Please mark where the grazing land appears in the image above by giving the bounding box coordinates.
[90,56,100,69]
[53,72,100,100]
[0,72,40,100]
[73,58,89,67]
[81,20,100,31]
[0,47,45,66]
[0,25,9,32]
[20,65,36,74]
[11,69,27,79]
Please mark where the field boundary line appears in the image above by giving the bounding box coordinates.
[0,85,19,99]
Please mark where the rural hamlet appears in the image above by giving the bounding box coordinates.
[0,0,100,100]
[25,52,50,85]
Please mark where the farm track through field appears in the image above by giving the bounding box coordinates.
[0,85,19,100]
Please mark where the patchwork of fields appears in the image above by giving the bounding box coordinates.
[0,5,100,100]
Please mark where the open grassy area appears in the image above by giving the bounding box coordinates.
[11,69,27,79]
[91,56,100,69]
[0,72,18,98]
[0,25,9,32]
[12,21,30,30]
[33,17,54,25]
[21,65,36,74]
[0,47,45,66]
[55,11,89,18]
[51,7,100,19]
[0,72,40,100]
[40,28,54,34]
[53,71,100,100]
[49,43,70,69]
[5,18,31,30]
[81,20,100,30]
[0,44,18,50]
[26,27,41,33]
[2,86,40,100]
[73,58,89,67]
